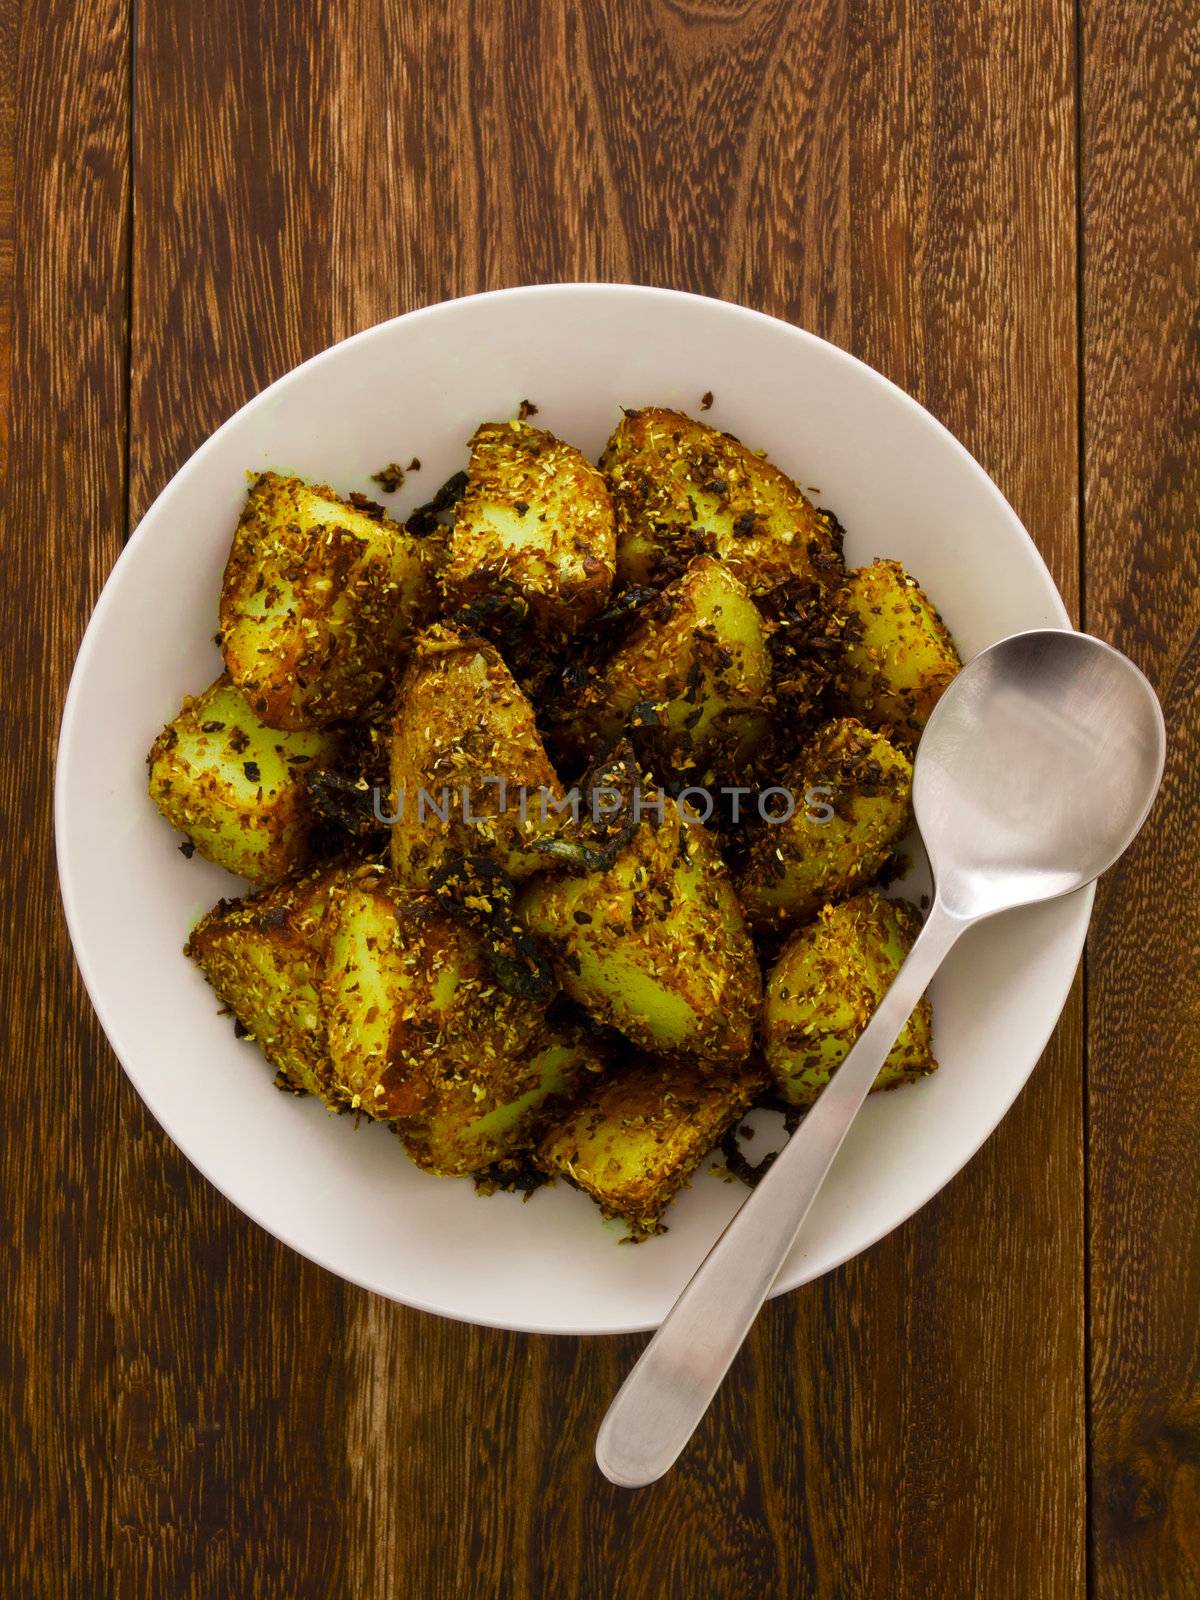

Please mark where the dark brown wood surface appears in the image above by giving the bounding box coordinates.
[0,0,1193,1595]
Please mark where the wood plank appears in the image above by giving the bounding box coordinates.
[0,0,130,1590]
[123,2,1085,1595]
[1081,0,1200,1593]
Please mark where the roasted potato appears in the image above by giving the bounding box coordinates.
[600,407,843,595]
[557,555,771,776]
[321,866,549,1121]
[763,892,936,1106]
[150,404,966,1239]
[831,559,961,748]
[536,1055,766,1233]
[148,675,339,884]
[518,788,761,1065]
[388,625,565,888]
[438,421,615,645]
[399,1025,606,1177]
[738,717,912,932]
[186,859,357,1098]
[220,472,440,729]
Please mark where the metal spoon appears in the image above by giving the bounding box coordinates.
[596,628,1165,1488]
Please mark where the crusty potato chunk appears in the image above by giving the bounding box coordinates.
[220,472,440,729]
[536,1056,766,1234]
[186,859,357,1098]
[321,866,548,1121]
[148,675,338,884]
[399,1025,606,1177]
[600,407,843,595]
[558,555,771,776]
[518,790,761,1065]
[738,717,912,932]
[763,892,936,1106]
[438,420,615,645]
[388,626,565,888]
[831,559,961,748]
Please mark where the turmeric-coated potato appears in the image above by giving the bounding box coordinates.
[763,892,936,1106]
[388,626,565,888]
[536,1056,766,1234]
[738,717,912,932]
[399,1025,606,1177]
[831,559,962,748]
[321,866,548,1121]
[518,790,761,1065]
[186,858,358,1098]
[220,472,440,728]
[438,420,615,645]
[148,675,339,884]
[600,407,843,595]
[559,555,771,776]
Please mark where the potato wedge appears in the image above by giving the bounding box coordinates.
[518,789,761,1065]
[738,717,912,932]
[185,859,357,1098]
[536,1056,766,1233]
[148,675,339,884]
[559,555,771,776]
[438,421,615,645]
[831,559,961,748]
[399,1025,606,1177]
[321,866,548,1121]
[763,892,936,1106]
[600,407,843,595]
[388,625,565,888]
[220,472,440,728]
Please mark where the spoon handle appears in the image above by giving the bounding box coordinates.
[595,898,969,1488]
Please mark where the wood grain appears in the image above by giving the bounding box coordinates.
[1081,0,1200,1593]
[120,3,1086,1598]
[0,0,129,1591]
[28,0,1200,1592]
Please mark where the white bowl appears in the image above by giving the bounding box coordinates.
[56,284,1090,1334]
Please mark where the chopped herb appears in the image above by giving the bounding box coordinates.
[371,462,407,494]
[407,470,469,538]
[700,390,714,410]
[517,398,539,420]
[349,491,388,518]
[243,761,261,783]
[200,720,225,733]
[178,840,196,859]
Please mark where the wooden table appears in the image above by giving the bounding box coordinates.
[4,2,1196,1594]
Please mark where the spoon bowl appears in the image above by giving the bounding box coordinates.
[915,630,1166,918]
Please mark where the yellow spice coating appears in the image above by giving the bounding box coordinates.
[148,673,339,885]
[558,554,772,777]
[186,858,359,1098]
[321,865,550,1122]
[739,715,913,932]
[388,624,566,889]
[763,891,936,1107]
[518,790,762,1067]
[537,1055,767,1234]
[600,406,843,595]
[831,559,962,749]
[398,1024,608,1177]
[439,420,615,645]
[220,471,441,729]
